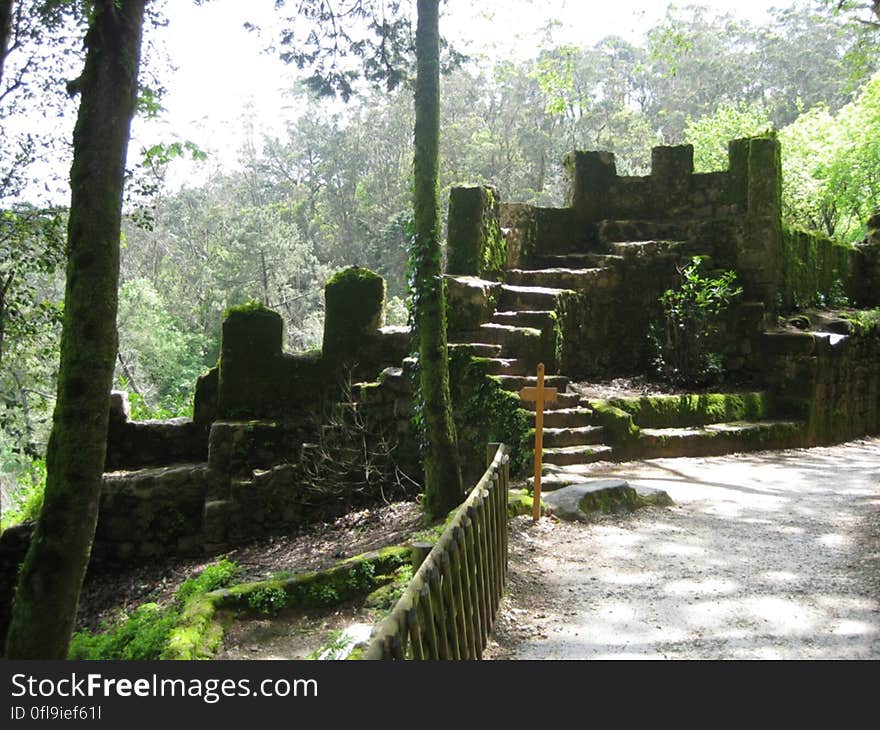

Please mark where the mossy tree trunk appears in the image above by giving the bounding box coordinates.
[0,0,12,88]
[412,0,463,519]
[4,0,147,659]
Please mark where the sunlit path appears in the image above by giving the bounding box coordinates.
[485,438,880,660]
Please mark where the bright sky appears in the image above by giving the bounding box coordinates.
[147,0,799,187]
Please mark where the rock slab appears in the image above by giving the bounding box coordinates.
[543,479,673,522]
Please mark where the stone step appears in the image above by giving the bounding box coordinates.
[761,331,816,355]
[481,357,528,376]
[505,267,615,290]
[542,444,615,466]
[543,425,605,448]
[636,420,807,459]
[447,342,504,357]
[535,407,594,428]
[531,252,624,269]
[521,391,581,410]
[495,374,570,393]
[455,322,541,351]
[490,310,556,331]
[499,284,569,311]
[608,240,677,258]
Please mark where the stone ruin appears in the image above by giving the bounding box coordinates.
[2,135,879,586]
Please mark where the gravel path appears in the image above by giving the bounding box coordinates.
[484,438,880,660]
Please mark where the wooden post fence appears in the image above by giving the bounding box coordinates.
[363,443,510,660]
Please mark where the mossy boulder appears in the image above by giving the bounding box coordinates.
[543,480,672,522]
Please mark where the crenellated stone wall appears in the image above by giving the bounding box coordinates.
[499,136,788,313]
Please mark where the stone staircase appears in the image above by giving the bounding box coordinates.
[447,220,808,479]
[449,248,622,468]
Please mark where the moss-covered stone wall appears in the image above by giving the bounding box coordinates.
[351,350,532,488]
[602,391,771,428]
[499,137,790,314]
[448,347,533,483]
[555,253,676,378]
[105,392,208,471]
[560,144,742,224]
[781,226,859,310]
[764,326,880,444]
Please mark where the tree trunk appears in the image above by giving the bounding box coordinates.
[0,269,13,371]
[0,0,12,89]
[5,0,146,659]
[413,0,463,519]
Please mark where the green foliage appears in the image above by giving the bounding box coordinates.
[848,308,880,333]
[306,629,347,660]
[68,603,178,661]
[686,102,773,172]
[780,72,880,241]
[0,455,46,530]
[68,560,240,660]
[384,295,408,326]
[116,277,206,411]
[0,206,65,459]
[827,279,850,308]
[174,559,240,604]
[656,257,742,387]
[247,586,288,616]
[124,388,193,421]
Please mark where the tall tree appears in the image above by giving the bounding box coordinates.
[5,0,147,659]
[412,0,462,518]
[0,0,12,87]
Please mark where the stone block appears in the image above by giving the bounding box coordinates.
[564,150,617,221]
[208,420,295,476]
[445,275,501,333]
[447,186,506,277]
[218,303,285,419]
[323,266,385,364]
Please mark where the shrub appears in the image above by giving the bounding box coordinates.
[656,257,742,386]
[68,603,178,661]
[69,559,240,660]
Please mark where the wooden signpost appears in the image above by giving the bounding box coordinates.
[519,363,557,521]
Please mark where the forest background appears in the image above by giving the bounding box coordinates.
[2,0,879,524]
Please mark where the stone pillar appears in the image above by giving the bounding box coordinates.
[737,135,783,316]
[727,137,751,209]
[446,186,505,277]
[322,266,386,364]
[563,150,617,222]
[651,144,693,217]
[217,303,283,418]
[747,136,782,221]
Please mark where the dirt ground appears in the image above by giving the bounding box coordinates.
[76,439,880,660]
[484,438,880,659]
[76,500,422,634]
